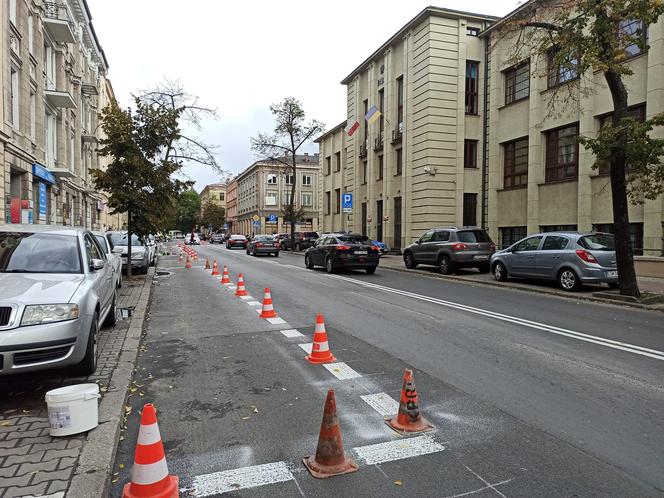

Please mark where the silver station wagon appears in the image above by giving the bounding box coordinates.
[490,232,619,291]
[0,225,117,376]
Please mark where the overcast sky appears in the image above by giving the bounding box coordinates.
[87,0,520,192]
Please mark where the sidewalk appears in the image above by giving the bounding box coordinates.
[0,271,153,498]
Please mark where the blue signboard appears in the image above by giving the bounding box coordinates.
[223,223,228,230]
[267,214,277,223]
[342,193,353,212]
[32,163,56,185]
[38,183,47,221]
[252,221,261,228]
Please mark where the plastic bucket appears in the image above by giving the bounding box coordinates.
[45,383,100,436]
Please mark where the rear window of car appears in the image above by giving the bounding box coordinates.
[578,234,615,251]
[304,232,319,238]
[338,234,370,244]
[109,233,143,246]
[254,235,274,241]
[230,235,245,240]
[457,230,491,243]
[0,232,82,274]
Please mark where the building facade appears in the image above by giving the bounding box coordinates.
[315,121,347,233]
[225,178,237,232]
[2,0,112,229]
[199,182,226,210]
[236,154,320,236]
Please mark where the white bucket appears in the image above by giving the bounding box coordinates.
[45,383,100,437]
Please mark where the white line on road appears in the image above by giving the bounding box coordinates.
[352,435,445,465]
[239,295,254,301]
[246,301,261,307]
[298,343,312,354]
[323,362,362,380]
[266,317,287,325]
[325,274,664,362]
[280,329,305,338]
[360,392,400,416]
[192,461,294,497]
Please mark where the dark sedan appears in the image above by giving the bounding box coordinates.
[246,235,279,257]
[226,235,248,249]
[304,233,380,274]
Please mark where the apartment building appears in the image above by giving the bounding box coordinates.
[236,154,319,235]
[315,121,347,233]
[1,0,111,228]
[329,7,497,251]
[485,5,664,255]
[199,182,226,210]
[225,178,237,232]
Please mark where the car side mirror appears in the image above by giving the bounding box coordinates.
[112,246,123,254]
[415,240,421,245]
[90,259,106,271]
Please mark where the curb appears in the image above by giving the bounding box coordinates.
[67,268,155,498]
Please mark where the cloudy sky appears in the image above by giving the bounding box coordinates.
[87,0,519,191]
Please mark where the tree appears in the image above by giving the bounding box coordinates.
[251,98,323,249]
[174,189,201,233]
[200,200,226,231]
[497,0,664,298]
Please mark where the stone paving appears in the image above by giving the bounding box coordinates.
[0,275,150,498]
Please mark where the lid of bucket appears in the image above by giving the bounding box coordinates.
[45,383,100,404]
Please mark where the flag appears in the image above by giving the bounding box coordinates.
[365,105,381,125]
[345,121,360,137]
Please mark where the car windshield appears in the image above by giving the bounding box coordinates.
[457,230,491,243]
[231,235,245,240]
[109,233,143,246]
[338,234,369,244]
[254,235,274,241]
[0,232,81,274]
[578,234,615,251]
[95,235,109,253]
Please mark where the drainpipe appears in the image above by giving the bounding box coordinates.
[481,24,490,230]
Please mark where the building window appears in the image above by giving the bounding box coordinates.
[28,14,34,54]
[548,48,578,88]
[267,174,277,184]
[9,0,17,25]
[285,192,293,205]
[10,68,19,129]
[464,140,478,169]
[325,156,331,175]
[466,26,480,36]
[504,61,530,104]
[324,191,331,215]
[265,192,277,206]
[597,104,646,175]
[361,203,367,235]
[500,226,527,249]
[465,61,479,115]
[396,76,404,129]
[545,124,579,182]
[335,152,341,172]
[378,89,385,136]
[69,132,75,171]
[395,148,403,176]
[29,91,36,140]
[302,193,312,206]
[44,44,56,90]
[363,99,369,142]
[377,155,384,181]
[302,174,312,186]
[219,192,225,201]
[618,20,646,59]
[362,161,367,185]
[593,223,644,256]
[285,174,294,185]
[44,111,55,167]
[334,188,341,214]
[540,224,577,232]
[463,193,477,227]
[503,137,528,188]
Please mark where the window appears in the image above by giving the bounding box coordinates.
[29,91,36,140]
[378,89,385,135]
[463,193,477,227]
[464,140,478,168]
[285,174,294,185]
[219,192,225,201]
[433,231,450,242]
[302,174,312,186]
[334,188,341,214]
[361,203,367,235]
[540,224,577,232]
[84,234,104,265]
[267,174,277,184]
[45,110,57,167]
[265,192,277,206]
[548,48,578,88]
[362,161,367,184]
[503,138,528,188]
[593,223,644,256]
[9,0,16,25]
[325,191,331,215]
[363,99,369,142]
[514,236,543,252]
[465,61,479,114]
[377,155,384,180]
[396,76,404,128]
[325,156,331,175]
[504,61,530,104]
[618,20,646,59]
[545,124,579,182]
[302,193,312,206]
[28,15,34,54]
[597,104,646,175]
[395,148,402,176]
[542,236,569,251]
[419,230,435,243]
[500,226,527,248]
[10,68,19,129]
[70,132,75,171]
[285,192,293,205]
[44,44,56,90]
[466,26,480,36]
[335,152,341,172]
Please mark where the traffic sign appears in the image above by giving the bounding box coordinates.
[252,214,260,222]
[267,214,278,223]
[252,221,261,228]
[223,223,228,230]
[342,193,353,213]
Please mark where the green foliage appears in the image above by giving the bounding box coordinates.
[174,189,201,233]
[200,200,226,230]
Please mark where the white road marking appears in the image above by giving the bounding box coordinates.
[352,435,445,465]
[463,465,510,498]
[323,362,362,380]
[280,329,304,338]
[325,274,664,362]
[192,461,294,497]
[228,286,237,291]
[360,392,400,417]
[266,317,287,325]
[298,343,312,354]
[442,478,514,498]
[239,295,253,301]
[246,301,262,307]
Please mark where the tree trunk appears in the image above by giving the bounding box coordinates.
[604,69,640,298]
[290,160,297,250]
[127,210,133,277]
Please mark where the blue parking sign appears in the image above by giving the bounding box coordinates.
[342,193,353,212]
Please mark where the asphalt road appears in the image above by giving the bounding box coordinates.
[111,243,664,497]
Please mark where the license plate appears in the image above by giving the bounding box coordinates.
[606,271,618,278]
[473,255,489,260]
[263,244,274,247]
[355,250,368,255]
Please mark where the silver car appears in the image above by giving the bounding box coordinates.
[106,231,150,274]
[490,231,619,291]
[93,231,122,289]
[0,225,117,376]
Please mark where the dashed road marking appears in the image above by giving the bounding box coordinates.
[352,435,445,465]
[266,317,287,325]
[246,301,262,307]
[280,329,304,338]
[239,295,254,301]
[360,392,400,416]
[298,343,313,354]
[323,362,362,380]
[192,461,294,497]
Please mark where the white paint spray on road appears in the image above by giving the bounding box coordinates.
[360,392,400,417]
[280,329,305,338]
[352,435,445,465]
[192,461,294,496]
[323,362,362,380]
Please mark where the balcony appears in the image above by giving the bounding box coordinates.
[81,134,98,144]
[391,123,403,145]
[358,141,368,159]
[42,2,76,44]
[45,89,77,108]
[50,163,75,178]
[81,83,99,96]
[374,133,384,152]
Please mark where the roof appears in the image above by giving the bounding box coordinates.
[480,0,538,37]
[236,154,320,180]
[341,6,499,85]
[314,121,348,143]
[0,225,84,236]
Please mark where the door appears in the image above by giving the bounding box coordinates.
[412,230,435,264]
[84,234,113,316]
[361,203,367,236]
[537,235,569,279]
[393,197,402,250]
[376,200,383,242]
[310,237,328,266]
[508,236,543,276]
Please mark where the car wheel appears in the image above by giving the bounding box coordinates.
[608,282,619,289]
[559,268,581,291]
[493,262,508,281]
[305,254,314,269]
[76,312,99,376]
[477,263,490,274]
[274,252,279,257]
[404,252,417,269]
[438,255,453,275]
[104,291,118,327]
[366,266,377,274]
[295,243,301,252]
[325,257,335,274]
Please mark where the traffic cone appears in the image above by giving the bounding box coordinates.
[305,314,336,364]
[204,258,211,270]
[221,266,231,284]
[185,256,192,269]
[259,288,277,318]
[178,252,183,262]
[211,260,220,276]
[122,403,178,498]
[303,389,358,478]
[235,274,248,296]
[385,369,433,434]
[193,252,198,261]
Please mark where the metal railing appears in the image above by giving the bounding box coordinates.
[374,133,384,151]
[43,2,74,24]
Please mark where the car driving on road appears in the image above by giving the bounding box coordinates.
[0,225,117,376]
[490,231,619,291]
[304,233,380,274]
[184,233,200,245]
[209,233,225,244]
[246,234,279,257]
[226,234,248,249]
[106,231,150,274]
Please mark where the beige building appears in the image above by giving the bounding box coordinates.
[236,154,320,235]
[315,121,348,233]
[199,182,226,209]
[1,0,113,229]
[225,178,237,232]
[485,4,664,256]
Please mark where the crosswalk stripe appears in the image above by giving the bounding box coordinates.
[352,435,445,465]
[192,461,293,497]
[280,329,304,338]
[323,362,361,380]
[298,343,312,354]
[360,392,400,416]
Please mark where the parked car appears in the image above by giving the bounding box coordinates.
[279,231,319,251]
[106,231,150,274]
[0,225,117,376]
[93,231,122,289]
[209,233,225,244]
[305,233,380,274]
[372,240,389,255]
[226,234,248,249]
[246,235,280,257]
[403,227,495,274]
[490,231,619,291]
[184,233,200,245]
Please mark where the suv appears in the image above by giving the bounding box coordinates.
[278,231,319,252]
[403,227,495,274]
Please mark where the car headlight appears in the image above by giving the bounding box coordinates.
[21,304,80,326]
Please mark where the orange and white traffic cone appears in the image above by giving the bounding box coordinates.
[305,314,336,364]
[221,266,231,284]
[235,274,248,296]
[259,288,277,318]
[193,252,198,261]
[204,258,211,270]
[211,260,220,276]
[386,369,433,434]
[122,403,178,498]
[185,256,192,269]
[303,389,358,478]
